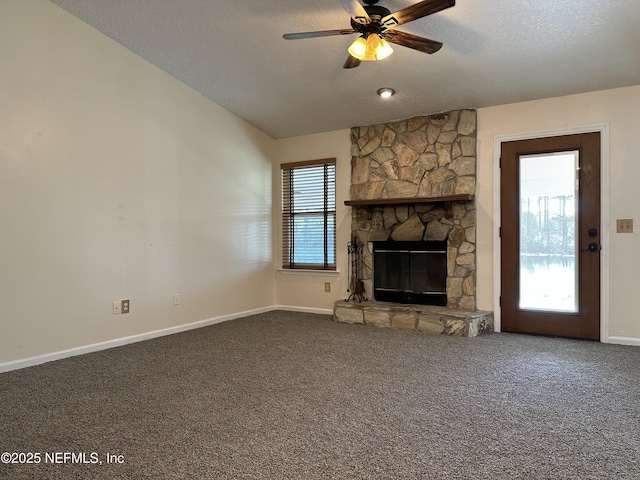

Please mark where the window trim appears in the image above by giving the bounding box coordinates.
[281,158,336,271]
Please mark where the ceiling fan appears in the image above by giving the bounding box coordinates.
[283,0,455,69]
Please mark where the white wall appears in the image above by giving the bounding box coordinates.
[0,0,276,366]
[477,85,640,343]
[273,130,352,312]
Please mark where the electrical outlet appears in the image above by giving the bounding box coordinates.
[121,299,130,314]
[112,301,121,315]
[324,282,331,293]
[173,293,180,305]
[617,219,633,233]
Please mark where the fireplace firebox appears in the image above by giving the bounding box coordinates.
[373,240,447,306]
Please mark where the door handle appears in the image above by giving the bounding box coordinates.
[584,242,599,252]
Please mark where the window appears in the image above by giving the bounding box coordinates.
[281,158,336,270]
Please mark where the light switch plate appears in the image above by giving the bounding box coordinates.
[617,219,633,233]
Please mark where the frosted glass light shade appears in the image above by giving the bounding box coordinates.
[348,34,393,61]
[348,37,368,59]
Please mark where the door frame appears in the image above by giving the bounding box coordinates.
[493,124,610,341]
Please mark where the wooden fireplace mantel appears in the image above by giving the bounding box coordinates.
[344,194,473,207]
[344,194,474,218]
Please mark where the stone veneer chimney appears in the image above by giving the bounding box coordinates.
[349,110,477,309]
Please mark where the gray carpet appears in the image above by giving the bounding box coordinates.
[1,310,639,479]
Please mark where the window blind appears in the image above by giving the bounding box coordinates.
[281,158,336,270]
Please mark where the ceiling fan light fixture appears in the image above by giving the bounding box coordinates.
[368,34,393,60]
[377,87,395,98]
[347,36,368,59]
[348,33,393,61]
[284,0,455,69]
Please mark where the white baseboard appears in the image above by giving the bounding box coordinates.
[274,304,334,315]
[2,307,635,374]
[0,305,278,374]
[604,336,640,347]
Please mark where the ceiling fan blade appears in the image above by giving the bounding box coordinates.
[283,29,356,40]
[383,30,443,54]
[339,0,371,25]
[381,0,455,28]
[343,55,361,69]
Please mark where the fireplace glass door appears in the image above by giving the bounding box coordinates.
[373,241,447,306]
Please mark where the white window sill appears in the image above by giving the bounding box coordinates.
[277,269,341,276]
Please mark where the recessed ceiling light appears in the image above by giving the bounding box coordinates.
[377,87,395,98]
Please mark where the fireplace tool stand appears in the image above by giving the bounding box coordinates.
[345,234,367,303]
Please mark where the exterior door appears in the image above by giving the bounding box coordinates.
[500,132,601,340]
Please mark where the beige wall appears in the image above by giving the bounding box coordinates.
[2,2,638,369]
[0,0,275,366]
[272,86,640,343]
[273,130,352,311]
[477,85,640,343]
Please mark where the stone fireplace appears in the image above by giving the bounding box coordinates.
[350,109,477,309]
[334,110,493,336]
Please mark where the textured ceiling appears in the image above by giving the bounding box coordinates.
[49,0,640,139]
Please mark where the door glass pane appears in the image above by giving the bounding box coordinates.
[519,151,579,312]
